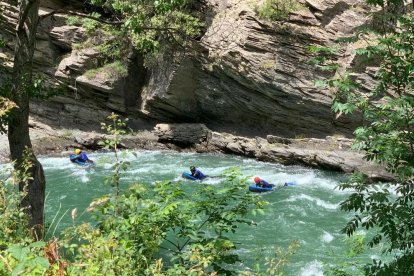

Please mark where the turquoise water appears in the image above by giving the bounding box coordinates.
[39,150,377,275]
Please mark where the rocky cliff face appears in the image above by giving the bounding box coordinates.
[0,0,372,137]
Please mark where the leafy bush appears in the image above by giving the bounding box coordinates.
[66,13,101,35]
[63,168,265,275]
[311,3,414,273]
[84,61,128,80]
[0,114,297,275]
[256,0,302,21]
[0,152,53,275]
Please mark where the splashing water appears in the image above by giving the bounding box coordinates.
[38,150,378,274]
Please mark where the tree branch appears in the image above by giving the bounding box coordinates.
[39,9,123,25]
[17,0,36,31]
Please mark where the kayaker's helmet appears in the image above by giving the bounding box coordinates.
[190,166,196,172]
[75,149,81,154]
[254,177,260,184]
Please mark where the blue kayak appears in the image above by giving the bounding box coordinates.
[70,154,94,167]
[249,184,274,193]
[249,181,297,192]
[182,172,203,181]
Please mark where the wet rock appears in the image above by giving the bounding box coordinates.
[267,135,292,145]
[153,123,211,145]
[201,126,392,182]
[74,133,104,149]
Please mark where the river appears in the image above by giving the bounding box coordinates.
[40,150,378,275]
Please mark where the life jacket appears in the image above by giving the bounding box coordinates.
[260,180,272,188]
[78,152,88,162]
[194,169,206,179]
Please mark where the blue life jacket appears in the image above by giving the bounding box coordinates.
[78,152,89,162]
[259,180,272,188]
[193,169,206,179]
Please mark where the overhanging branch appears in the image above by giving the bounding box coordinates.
[17,0,36,31]
[39,9,123,25]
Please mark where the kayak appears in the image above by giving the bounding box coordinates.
[182,172,200,181]
[249,181,297,192]
[249,184,274,193]
[69,154,94,167]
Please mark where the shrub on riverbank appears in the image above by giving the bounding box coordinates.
[0,117,298,275]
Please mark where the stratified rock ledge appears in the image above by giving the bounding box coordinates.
[152,123,394,182]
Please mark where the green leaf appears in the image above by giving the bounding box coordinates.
[8,245,29,261]
[31,257,50,269]
[29,241,46,248]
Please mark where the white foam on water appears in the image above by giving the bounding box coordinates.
[39,157,74,170]
[139,150,198,164]
[311,178,340,190]
[321,231,334,243]
[173,176,184,182]
[233,248,252,255]
[101,163,114,170]
[285,194,339,210]
[291,172,340,192]
[127,167,153,174]
[289,171,317,185]
[300,260,324,276]
[69,168,90,183]
[201,178,222,185]
[81,174,90,183]
[207,166,232,176]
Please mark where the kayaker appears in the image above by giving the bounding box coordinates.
[254,176,272,188]
[74,149,94,164]
[190,166,206,180]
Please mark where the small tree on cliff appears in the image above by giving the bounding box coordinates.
[311,0,414,273]
[44,0,203,67]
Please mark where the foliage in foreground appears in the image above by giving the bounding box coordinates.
[311,0,414,273]
[0,164,299,275]
[323,233,366,275]
[0,114,298,275]
[0,154,50,274]
[64,168,262,275]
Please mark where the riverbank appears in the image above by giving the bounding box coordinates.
[0,120,393,182]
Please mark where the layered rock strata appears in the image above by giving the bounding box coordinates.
[1,0,375,137]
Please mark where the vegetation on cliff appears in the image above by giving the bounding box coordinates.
[65,0,203,69]
[255,0,302,21]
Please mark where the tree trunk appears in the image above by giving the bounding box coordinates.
[9,0,45,238]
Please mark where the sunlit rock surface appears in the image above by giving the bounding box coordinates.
[0,0,373,137]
